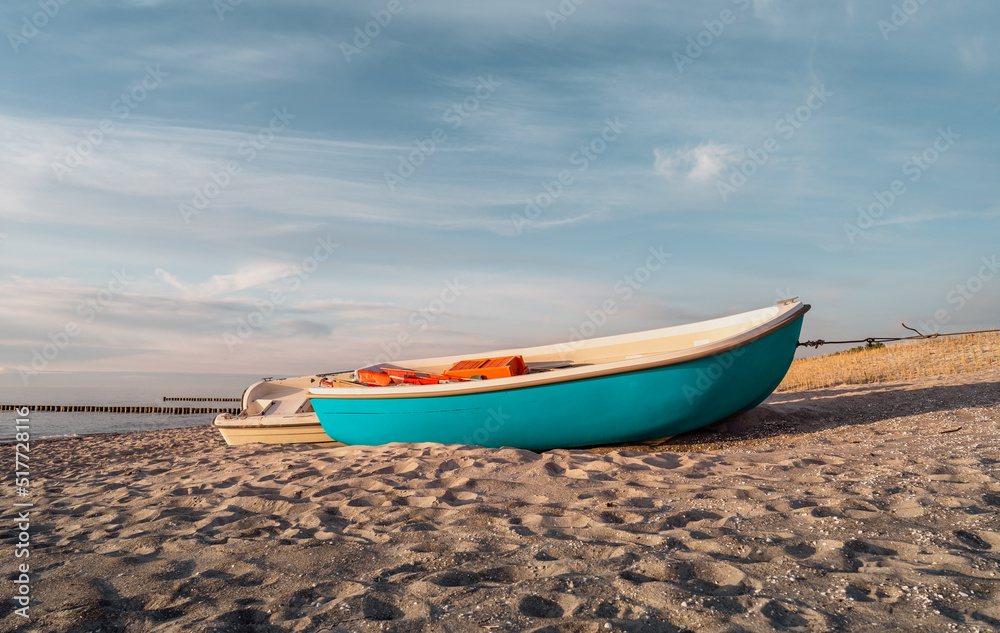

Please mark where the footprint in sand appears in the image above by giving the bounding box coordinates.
[518,594,564,618]
[641,454,682,469]
[333,593,404,621]
[212,608,284,632]
[151,559,196,581]
[522,512,590,529]
[400,493,438,508]
[618,569,658,585]
[441,489,479,505]
[761,599,809,629]
[783,541,817,559]
[953,530,992,550]
[660,509,723,529]
[346,495,390,507]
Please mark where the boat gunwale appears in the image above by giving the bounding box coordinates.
[212,419,322,430]
[309,302,809,400]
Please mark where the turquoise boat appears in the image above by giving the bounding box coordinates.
[308,301,809,450]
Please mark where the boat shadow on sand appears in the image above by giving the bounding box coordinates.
[608,373,1000,453]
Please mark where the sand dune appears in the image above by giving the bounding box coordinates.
[6,369,999,632]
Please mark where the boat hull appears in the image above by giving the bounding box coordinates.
[214,417,342,446]
[311,313,804,449]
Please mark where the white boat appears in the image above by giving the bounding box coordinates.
[212,375,345,446]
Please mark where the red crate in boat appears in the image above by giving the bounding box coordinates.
[444,355,527,380]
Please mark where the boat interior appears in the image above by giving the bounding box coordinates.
[336,303,786,381]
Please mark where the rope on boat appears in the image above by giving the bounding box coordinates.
[797,325,1000,349]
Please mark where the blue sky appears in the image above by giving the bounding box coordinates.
[1,0,998,386]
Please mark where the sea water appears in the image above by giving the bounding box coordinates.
[0,371,265,441]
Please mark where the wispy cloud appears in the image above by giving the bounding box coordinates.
[957,36,987,71]
[154,263,293,298]
[136,39,335,84]
[875,208,1000,227]
[653,143,742,182]
[752,0,783,21]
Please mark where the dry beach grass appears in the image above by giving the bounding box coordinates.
[5,349,999,632]
[777,331,1000,392]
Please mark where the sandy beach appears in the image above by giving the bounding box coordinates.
[8,368,1000,632]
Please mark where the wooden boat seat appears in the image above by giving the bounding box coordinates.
[526,361,589,372]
